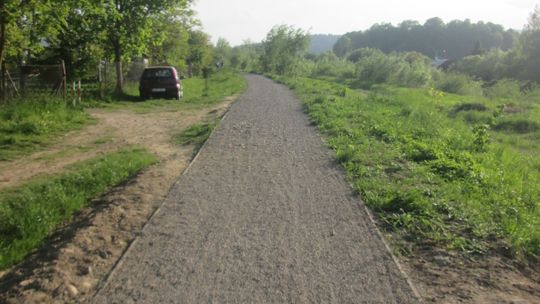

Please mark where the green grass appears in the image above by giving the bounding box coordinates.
[0,96,92,160]
[272,75,540,259]
[0,148,157,270]
[172,120,219,151]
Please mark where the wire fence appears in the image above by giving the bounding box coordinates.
[0,59,149,104]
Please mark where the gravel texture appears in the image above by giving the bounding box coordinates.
[91,75,419,303]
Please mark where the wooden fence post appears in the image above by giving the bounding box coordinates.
[72,81,75,106]
[78,79,81,104]
[60,59,67,101]
[98,61,104,99]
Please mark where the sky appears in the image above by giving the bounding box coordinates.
[193,0,539,45]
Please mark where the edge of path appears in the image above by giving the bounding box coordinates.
[89,97,237,300]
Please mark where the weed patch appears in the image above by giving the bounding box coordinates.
[172,120,218,151]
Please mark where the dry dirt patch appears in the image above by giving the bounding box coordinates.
[0,97,235,303]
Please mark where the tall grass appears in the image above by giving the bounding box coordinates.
[273,75,540,259]
[0,148,157,269]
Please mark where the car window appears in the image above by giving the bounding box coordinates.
[142,69,173,79]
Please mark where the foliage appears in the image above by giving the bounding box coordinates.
[146,5,195,71]
[520,6,540,82]
[214,38,232,68]
[0,0,67,62]
[0,148,157,269]
[261,25,310,75]
[230,40,263,72]
[433,72,484,96]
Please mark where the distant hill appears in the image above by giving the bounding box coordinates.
[309,34,341,54]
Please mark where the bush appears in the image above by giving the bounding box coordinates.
[484,79,522,99]
[434,72,484,96]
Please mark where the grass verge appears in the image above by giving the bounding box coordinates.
[0,148,157,270]
[271,75,539,260]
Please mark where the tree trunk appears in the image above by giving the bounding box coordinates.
[114,39,123,93]
[188,62,193,78]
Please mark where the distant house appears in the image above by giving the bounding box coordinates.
[432,56,454,70]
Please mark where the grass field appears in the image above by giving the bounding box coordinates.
[272,75,539,259]
[0,148,157,269]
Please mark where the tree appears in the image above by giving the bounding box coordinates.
[41,1,107,80]
[102,0,193,93]
[0,1,66,64]
[261,25,310,75]
[186,30,213,77]
[521,5,540,81]
[146,6,192,71]
[214,38,232,68]
[230,40,263,72]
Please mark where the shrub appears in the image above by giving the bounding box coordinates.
[434,72,484,96]
[484,79,522,99]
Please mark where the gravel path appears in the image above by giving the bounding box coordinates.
[91,75,419,303]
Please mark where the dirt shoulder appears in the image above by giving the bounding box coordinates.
[0,97,236,303]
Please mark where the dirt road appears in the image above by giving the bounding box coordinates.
[91,75,419,303]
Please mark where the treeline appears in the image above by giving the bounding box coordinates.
[333,18,517,60]
[229,7,540,95]
[0,0,215,93]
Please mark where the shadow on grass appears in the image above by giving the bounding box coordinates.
[112,92,143,103]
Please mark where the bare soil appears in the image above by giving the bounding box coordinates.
[0,97,235,303]
[400,246,540,303]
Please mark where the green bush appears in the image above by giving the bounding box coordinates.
[434,72,484,96]
[484,79,522,99]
